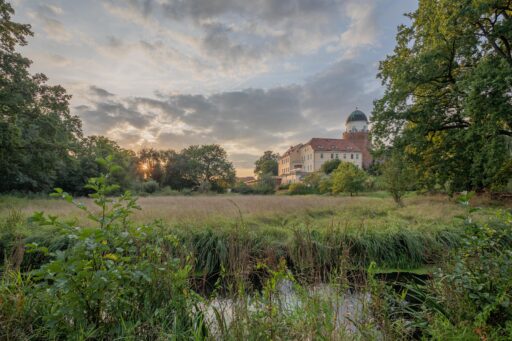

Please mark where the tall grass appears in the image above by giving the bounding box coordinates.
[1,194,476,286]
[0,187,508,339]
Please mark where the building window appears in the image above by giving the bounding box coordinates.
[344,154,346,159]
[331,153,333,159]
[320,153,323,159]
[336,154,339,159]
[356,154,359,159]
[351,154,354,159]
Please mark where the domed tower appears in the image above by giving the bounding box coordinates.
[345,109,369,133]
[343,109,372,169]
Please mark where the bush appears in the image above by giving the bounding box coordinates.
[0,157,203,339]
[158,186,181,196]
[232,182,254,194]
[318,176,333,194]
[232,179,275,195]
[380,192,512,340]
[142,179,159,194]
[381,153,416,205]
[181,188,193,196]
[331,162,367,196]
[288,183,315,195]
[278,183,290,190]
[303,172,323,192]
[428,195,512,335]
[320,159,341,174]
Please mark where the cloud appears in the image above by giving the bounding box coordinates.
[76,100,155,135]
[89,86,115,98]
[76,58,379,172]
[102,0,377,70]
[338,0,379,58]
[28,4,71,42]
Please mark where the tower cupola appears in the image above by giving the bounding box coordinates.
[345,109,368,132]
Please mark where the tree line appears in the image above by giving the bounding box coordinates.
[1,0,511,196]
[0,0,235,194]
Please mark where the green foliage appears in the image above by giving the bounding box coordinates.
[288,183,315,195]
[161,149,197,190]
[302,172,322,191]
[58,136,137,195]
[376,193,512,340]
[182,144,236,192]
[231,181,254,194]
[331,162,367,196]
[0,1,82,192]
[0,157,203,339]
[278,183,290,190]
[253,174,276,194]
[318,176,333,194]
[320,159,341,174]
[381,153,417,206]
[372,0,512,192]
[232,176,275,195]
[142,179,159,194]
[254,150,279,177]
[421,195,512,338]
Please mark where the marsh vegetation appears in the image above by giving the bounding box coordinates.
[1,161,511,340]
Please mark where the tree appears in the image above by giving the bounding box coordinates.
[372,0,512,192]
[182,144,236,191]
[161,150,197,190]
[331,162,366,196]
[0,0,83,192]
[254,151,279,177]
[320,159,341,174]
[54,136,137,194]
[137,148,161,181]
[381,153,416,206]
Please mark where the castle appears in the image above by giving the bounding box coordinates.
[278,109,372,184]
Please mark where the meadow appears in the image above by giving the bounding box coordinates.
[1,187,511,340]
[1,193,473,276]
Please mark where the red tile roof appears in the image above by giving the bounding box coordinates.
[304,138,361,152]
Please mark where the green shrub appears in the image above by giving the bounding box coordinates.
[318,176,333,194]
[142,179,159,193]
[278,183,290,190]
[426,198,512,336]
[381,153,416,205]
[0,157,205,339]
[232,177,275,195]
[381,192,512,340]
[320,159,341,174]
[181,188,193,196]
[159,185,181,196]
[231,182,254,194]
[331,162,367,196]
[288,183,315,195]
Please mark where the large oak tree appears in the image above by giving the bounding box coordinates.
[372,0,512,191]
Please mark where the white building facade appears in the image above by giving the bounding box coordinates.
[278,109,371,184]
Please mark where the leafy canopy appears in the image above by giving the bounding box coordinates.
[320,159,341,174]
[372,0,512,192]
[331,162,367,196]
[254,151,279,177]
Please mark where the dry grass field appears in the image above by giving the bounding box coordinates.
[0,193,470,227]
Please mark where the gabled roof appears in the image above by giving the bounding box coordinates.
[304,138,361,152]
[282,143,303,157]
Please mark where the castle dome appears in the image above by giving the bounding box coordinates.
[346,109,368,124]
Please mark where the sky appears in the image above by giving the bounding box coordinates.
[12,0,417,176]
